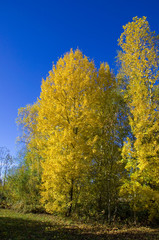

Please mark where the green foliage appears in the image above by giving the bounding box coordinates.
[6,155,43,213]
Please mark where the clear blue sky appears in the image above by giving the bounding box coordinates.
[0,0,159,156]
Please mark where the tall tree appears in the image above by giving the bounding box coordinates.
[118,16,159,222]
[79,63,126,222]
[37,49,124,217]
[37,49,97,215]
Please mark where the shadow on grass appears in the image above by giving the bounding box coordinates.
[0,215,159,240]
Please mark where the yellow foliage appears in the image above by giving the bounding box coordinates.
[118,16,159,219]
[36,49,121,214]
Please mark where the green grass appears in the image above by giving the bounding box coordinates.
[0,208,159,240]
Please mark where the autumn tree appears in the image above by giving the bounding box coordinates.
[14,48,128,219]
[77,63,127,222]
[14,103,43,212]
[17,103,42,178]
[37,49,97,215]
[118,16,159,222]
[36,49,124,217]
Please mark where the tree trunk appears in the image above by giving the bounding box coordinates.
[67,179,74,217]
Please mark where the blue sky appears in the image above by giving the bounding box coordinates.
[0,0,159,157]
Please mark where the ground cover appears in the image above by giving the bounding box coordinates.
[0,209,159,240]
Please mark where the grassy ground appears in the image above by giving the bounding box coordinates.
[0,208,159,240]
